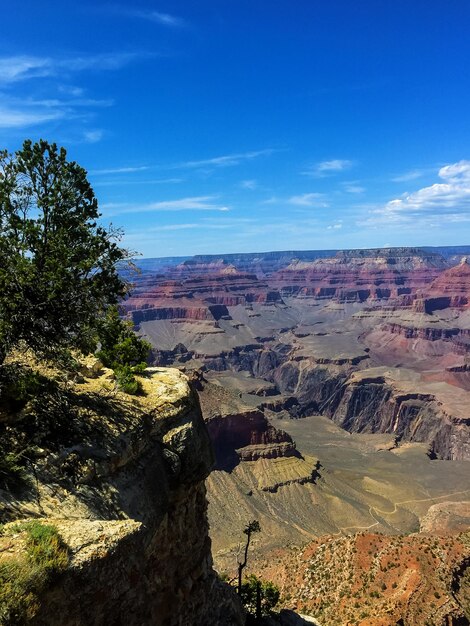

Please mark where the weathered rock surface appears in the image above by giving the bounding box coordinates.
[271,248,447,302]
[199,382,310,475]
[0,365,243,626]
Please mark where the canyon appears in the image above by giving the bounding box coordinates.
[128,246,470,461]
[1,246,469,625]
[126,246,470,624]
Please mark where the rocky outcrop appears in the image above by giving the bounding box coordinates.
[199,382,301,471]
[0,363,243,626]
[125,247,470,463]
[413,257,470,313]
[264,356,470,460]
[123,262,284,325]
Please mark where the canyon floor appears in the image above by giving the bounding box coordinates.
[208,412,470,573]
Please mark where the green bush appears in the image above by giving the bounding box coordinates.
[23,522,69,574]
[114,365,143,396]
[240,574,280,617]
[0,450,27,490]
[0,522,68,624]
[96,306,150,395]
[0,366,47,413]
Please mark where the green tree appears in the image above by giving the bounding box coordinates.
[240,574,280,619]
[97,306,150,370]
[0,140,129,364]
[96,306,151,394]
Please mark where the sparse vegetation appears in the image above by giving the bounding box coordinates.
[240,574,280,619]
[0,521,68,624]
[237,520,261,595]
[96,305,150,395]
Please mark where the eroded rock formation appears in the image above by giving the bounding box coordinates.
[0,363,243,626]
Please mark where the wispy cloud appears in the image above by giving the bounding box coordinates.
[302,159,354,178]
[91,165,151,175]
[391,169,425,183]
[83,129,104,143]
[130,10,186,28]
[0,52,142,131]
[93,178,183,187]
[175,149,277,169]
[0,106,63,128]
[0,53,145,85]
[327,221,343,230]
[240,179,258,190]
[361,160,470,227]
[101,196,230,215]
[0,56,51,83]
[288,193,328,207]
[342,182,365,194]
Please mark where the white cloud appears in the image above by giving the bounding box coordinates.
[101,196,230,215]
[133,10,186,27]
[91,165,151,175]
[303,159,353,178]
[0,106,63,128]
[156,223,200,231]
[343,182,365,194]
[0,52,144,85]
[288,193,328,207]
[0,56,51,83]
[361,160,470,227]
[176,149,276,169]
[83,129,104,143]
[391,169,425,183]
[327,221,343,230]
[93,178,183,187]
[0,93,112,130]
[439,160,470,182]
[0,52,142,130]
[240,179,257,190]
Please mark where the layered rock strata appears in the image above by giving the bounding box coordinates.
[271,248,448,302]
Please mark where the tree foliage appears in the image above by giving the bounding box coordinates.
[0,140,129,363]
[96,306,150,370]
[96,305,151,394]
[240,574,280,618]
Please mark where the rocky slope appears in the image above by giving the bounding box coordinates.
[254,531,470,626]
[0,358,243,626]
[199,381,319,487]
[122,262,282,326]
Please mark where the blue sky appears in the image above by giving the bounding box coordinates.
[1,1,470,257]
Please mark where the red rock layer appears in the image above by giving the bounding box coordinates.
[271,248,447,302]
[123,264,284,323]
[412,258,470,312]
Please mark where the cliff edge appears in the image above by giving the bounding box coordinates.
[0,360,243,626]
